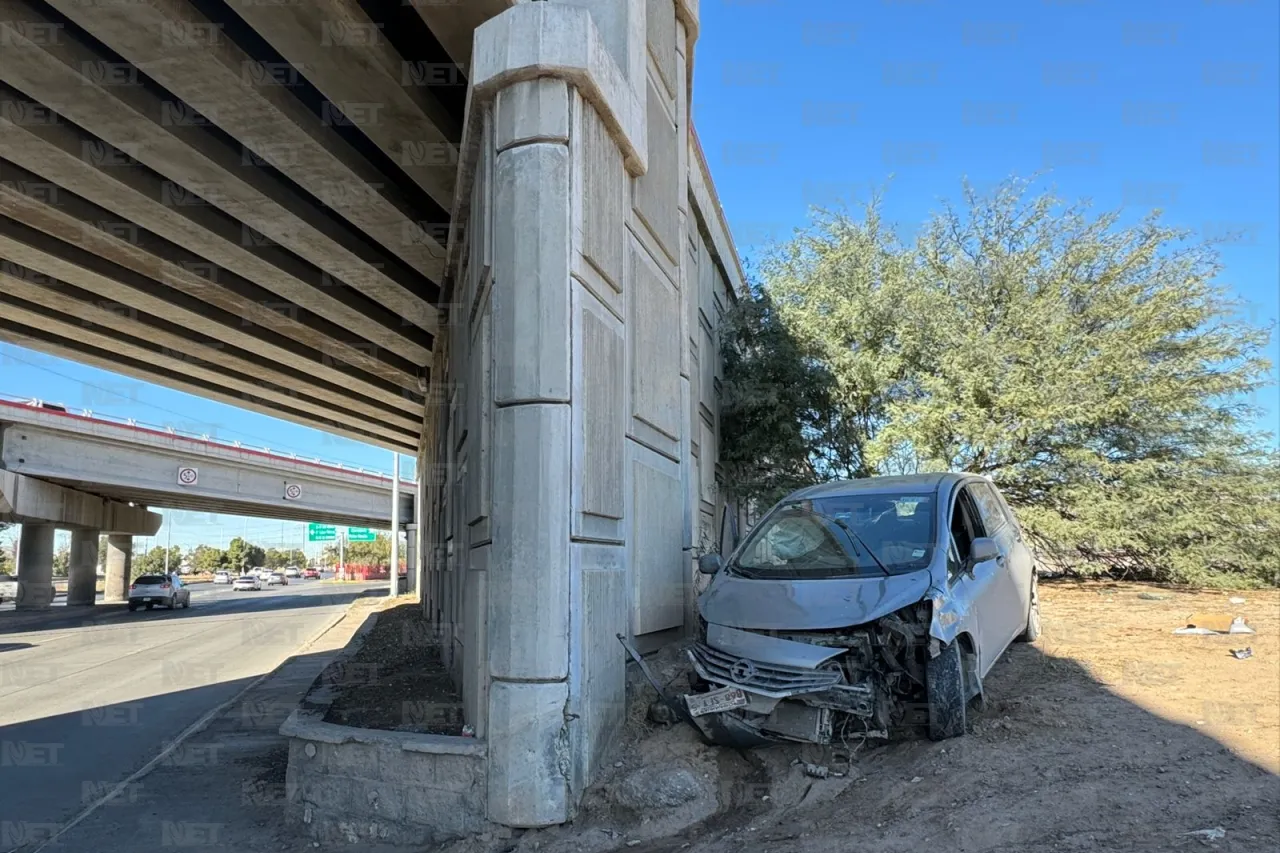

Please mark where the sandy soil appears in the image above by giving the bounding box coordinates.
[446,580,1279,853]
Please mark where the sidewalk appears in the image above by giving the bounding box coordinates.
[31,594,400,853]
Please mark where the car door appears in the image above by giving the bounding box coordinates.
[967,480,1027,654]
[945,484,1003,674]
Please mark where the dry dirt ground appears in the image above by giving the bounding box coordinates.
[441,580,1279,853]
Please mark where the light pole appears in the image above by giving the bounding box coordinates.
[389,452,400,597]
[163,515,172,574]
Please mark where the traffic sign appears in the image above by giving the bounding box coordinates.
[284,483,302,500]
[177,466,198,486]
[346,527,375,542]
[307,523,336,542]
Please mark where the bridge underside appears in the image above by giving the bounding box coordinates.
[0,0,511,454]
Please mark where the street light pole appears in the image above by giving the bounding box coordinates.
[164,513,172,574]
[389,452,400,597]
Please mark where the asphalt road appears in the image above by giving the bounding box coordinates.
[0,579,384,842]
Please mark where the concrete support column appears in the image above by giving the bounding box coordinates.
[103,534,132,603]
[66,529,100,606]
[405,523,419,594]
[15,523,56,610]
[469,0,653,830]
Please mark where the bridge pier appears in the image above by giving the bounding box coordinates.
[103,534,132,604]
[66,529,100,606]
[16,523,56,610]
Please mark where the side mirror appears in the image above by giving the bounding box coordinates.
[966,537,1000,574]
[697,554,723,576]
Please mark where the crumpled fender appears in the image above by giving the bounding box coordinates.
[698,568,934,631]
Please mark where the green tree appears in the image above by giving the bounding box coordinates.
[52,546,70,578]
[263,548,306,569]
[225,537,265,574]
[190,544,229,574]
[725,178,1279,587]
[0,523,15,574]
[131,545,183,578]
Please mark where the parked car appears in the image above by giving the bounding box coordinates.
[128,574,191,611]
[684,473,1038,747]
[232,574,261,592]
[283,566,300,578]
[301,568,321,579]
[266,572,287,586]
[213,571,232,584]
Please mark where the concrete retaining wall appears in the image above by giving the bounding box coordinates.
[281,711,488,846]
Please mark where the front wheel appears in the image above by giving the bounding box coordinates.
[127,602,137,612]
[927,641,968,741]
[1017,573,1041,643]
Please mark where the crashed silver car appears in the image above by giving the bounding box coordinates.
[685,473,1039,746]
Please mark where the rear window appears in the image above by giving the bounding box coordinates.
[134,576,165,585]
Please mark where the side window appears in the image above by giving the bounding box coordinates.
[970,482,1008,534]
[947,489,986,582]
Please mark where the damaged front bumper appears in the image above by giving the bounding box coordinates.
[683,642,889,747]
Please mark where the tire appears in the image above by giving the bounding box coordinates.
[1017,572,1042,643]
[167,598,175,610]
[127,602,137,612]
[927,640,968,741]
[182,597,190,609]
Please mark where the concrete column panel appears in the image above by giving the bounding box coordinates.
[66,529,100,606]
[489,404,570,681]
[492,143,572,405]
[495,78,570,152]
[15,523,55,610]
[486,679,569,827]
[103,534,132,603]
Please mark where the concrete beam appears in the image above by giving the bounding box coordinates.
[16,523,55,610]
[41,0,446,278]
[0,159,421,393]
[0,90,434,365]
[229,0,460,208]
[0,293,421,447]
[0,222,423,419]
[0,470,162,534]
[0,0,440,335]
[66,529,99,606]
[407,0,514,73]
[0,322,420,454]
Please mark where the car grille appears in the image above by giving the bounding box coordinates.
[688,642,844,698]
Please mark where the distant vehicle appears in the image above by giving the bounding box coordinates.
[283,566,300,578]
[128,574,191,611]
[232,575,261,591]
[301,568,321,580]
[213,571,232,584]
[266,572,287,586]
[254,568,273,580]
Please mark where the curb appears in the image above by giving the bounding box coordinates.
[12,601,361,853]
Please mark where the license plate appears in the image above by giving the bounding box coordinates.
[685,686,748,717]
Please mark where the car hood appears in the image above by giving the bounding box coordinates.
[698,567,933,630]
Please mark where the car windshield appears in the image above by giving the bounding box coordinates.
[732,493,936,579]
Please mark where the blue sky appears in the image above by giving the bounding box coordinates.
[2,0,1277,553]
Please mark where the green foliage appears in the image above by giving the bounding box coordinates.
[131,545,182,578]
[0,523,14,574]
[723,178,1279,587]
[52,547,70,577]
[320,532,401,569]
[225,537,265,573]
[263,548,306,570]
[189,544,229,574]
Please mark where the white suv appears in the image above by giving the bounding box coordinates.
[128,574,191,611]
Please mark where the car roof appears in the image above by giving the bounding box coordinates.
[787,472,974,501]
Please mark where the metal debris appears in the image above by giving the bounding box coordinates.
[1178,827,1226,842]
[1230,648,1253,660]
[803,763,830,779]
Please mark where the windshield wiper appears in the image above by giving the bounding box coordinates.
[824,514,891,577]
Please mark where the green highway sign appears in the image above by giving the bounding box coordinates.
[347,527,375,542]
[307,523,337,542]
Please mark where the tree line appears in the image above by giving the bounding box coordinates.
[720,178,1278,587]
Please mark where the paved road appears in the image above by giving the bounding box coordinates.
[0,580,383,844]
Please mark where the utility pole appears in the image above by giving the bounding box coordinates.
[389,452,400,597]
[164,514,172,574]
[339,530,345,578]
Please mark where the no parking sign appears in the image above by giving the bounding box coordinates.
[283,483,302,500]
[177,466,198,486]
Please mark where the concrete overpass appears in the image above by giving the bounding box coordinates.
[0,0,747,837]
[1,394,414,610]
